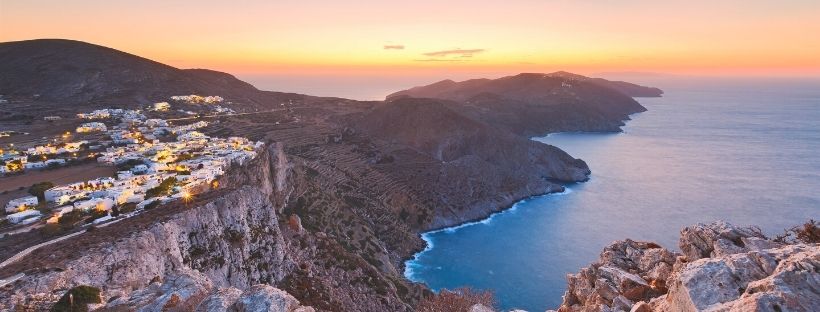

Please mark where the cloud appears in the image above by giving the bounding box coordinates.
[413,58,466,62]
[383,44,405,50]
[422,48,485,58]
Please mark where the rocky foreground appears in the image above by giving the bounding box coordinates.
[551,221,819,312]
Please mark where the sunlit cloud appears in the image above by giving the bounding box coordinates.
[384,44,405,50]
[413,58,466,62]
[423,49,485,58]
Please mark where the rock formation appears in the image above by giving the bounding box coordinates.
[555,221,819,312]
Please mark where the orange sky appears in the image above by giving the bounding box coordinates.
[2,0,820,77]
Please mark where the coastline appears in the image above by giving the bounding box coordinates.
[403,187,575,284]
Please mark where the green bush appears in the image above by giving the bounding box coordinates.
[51,285,101,312]
[145,177,177,198]
[143,200,161,210]
[29,181,55,201]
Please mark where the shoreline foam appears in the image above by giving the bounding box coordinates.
[403,187,574,283]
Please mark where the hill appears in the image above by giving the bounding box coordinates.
[386,72,658,135]
[0,39,271,106]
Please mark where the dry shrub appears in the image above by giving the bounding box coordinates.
[774,219,820,244]
[416,287,495,312]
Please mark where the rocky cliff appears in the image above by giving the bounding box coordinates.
[555,221,819,312]
[0,144,423,311]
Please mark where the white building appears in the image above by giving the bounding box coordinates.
[5,196,39,213]
[73,198,114,212]
[77,122,108,133]
[152,102,171,111]
[6,210,42,224]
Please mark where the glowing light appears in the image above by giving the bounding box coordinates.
[181,191,193,203]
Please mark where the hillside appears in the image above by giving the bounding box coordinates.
[0,39,272,107]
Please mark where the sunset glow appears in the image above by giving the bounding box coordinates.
[2,0,820,77]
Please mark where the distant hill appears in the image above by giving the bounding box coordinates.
[385,72,658,135]
[0,39,272,106]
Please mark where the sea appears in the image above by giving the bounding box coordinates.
[395,77,820,311]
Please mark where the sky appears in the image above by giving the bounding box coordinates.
[2,0,820,82]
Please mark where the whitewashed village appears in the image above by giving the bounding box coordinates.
[0,95,261,236]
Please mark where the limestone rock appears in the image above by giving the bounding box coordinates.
[556,222,819,312]
[630,301,651,312]
[559,239,678,311]
[678,221,767,261]
[196,287,242,312]
[469,303,495,312]
[232,284,305,312]
[665,243,819,312]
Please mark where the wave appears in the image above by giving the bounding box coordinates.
[403,187,573,283]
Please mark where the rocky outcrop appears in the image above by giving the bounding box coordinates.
[678,221,770,261]
[662,244,818,312]
[556,221,819,312]
[100,271,315,311]
[558,240,678,311]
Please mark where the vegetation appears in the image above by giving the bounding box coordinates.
[28,181,55,201]
[58,210,85,228]
[416,287,496,312]
[145,177,177,198]
[143,200,161,210]
[51,285,101,312]
[774,219,820,244]
[115,158,144,171]
[175,153,194,162]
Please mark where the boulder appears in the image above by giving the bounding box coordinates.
[469,303,495,312]
[666,244,819,311]
[232,284,306,312]
[559,240,679,311]
[196,287,242,312]
[108,271,214,311]
[678,221,767,261]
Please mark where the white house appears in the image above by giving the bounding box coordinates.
[5,196,39,213]
[24,162,46,170]
[76,122,108,133]
[6,210,42,224]
[73,198,114,212]
[44,187,89,205]
[152,102,171,111]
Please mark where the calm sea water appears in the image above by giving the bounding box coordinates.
[404,77,820,311]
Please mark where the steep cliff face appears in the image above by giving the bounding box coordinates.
[1,143,423,311]
[0,146,294,309]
